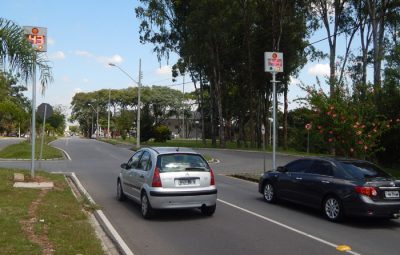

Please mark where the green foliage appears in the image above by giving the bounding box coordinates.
[153,124,171,142]
[302,85,398,159]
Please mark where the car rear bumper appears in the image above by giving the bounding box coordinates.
[148,189,217,209]
[344,196,400,218]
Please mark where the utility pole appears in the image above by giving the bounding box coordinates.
[107,89,111,138]
[182,75,185,139]
[137,59,142,149]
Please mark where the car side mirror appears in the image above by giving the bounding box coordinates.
[277,166,287,172]
[121,163,128,169]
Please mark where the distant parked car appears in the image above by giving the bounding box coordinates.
[117,147,217,219]
[259,157,400,222]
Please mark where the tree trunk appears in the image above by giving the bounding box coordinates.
[283,82,288,149]
[199,71,206,145]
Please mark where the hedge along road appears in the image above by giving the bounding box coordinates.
[1,136,400,255]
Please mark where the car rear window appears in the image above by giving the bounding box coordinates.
[340,161,391,179]
[158,154,210,173]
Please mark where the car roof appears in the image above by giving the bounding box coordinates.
[295,156,370,164]
[145,147,198,155]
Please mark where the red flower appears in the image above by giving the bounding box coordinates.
[358,141,363,145]
[328,138,333,143]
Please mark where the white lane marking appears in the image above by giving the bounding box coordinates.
[49,140,71,160]
[217,199,360,255]
[70,173,134,255]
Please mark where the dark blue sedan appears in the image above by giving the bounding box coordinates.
[259,157,400,222]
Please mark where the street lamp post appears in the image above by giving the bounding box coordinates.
[109,61,142,149]
[107,89,111,138]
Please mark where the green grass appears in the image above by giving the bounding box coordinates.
[0,169,105,255]
[0,137,63,159]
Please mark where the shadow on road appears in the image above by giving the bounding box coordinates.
[255,197,400,229]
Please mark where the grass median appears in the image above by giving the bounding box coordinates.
[0,168,105,255]
[0,137,63,159]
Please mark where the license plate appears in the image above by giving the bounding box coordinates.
[178,179,196,186]
[385,191,399,198]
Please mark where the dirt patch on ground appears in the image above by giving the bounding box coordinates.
[20,189,55,255]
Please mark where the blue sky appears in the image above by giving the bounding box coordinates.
[2,0,348,117]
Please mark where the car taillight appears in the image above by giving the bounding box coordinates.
[355,186,377,197]
[152,167,162,187]
[210,168,215,186]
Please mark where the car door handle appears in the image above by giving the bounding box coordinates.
[295,177,303,180]
[321,180,330,184]
[139,174,145,179]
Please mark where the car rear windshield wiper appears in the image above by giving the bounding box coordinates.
[185,167,207,171]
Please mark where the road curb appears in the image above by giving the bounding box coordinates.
[67,172,134,255]
[49,140,72,160]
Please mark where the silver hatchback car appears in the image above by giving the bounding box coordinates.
[117,147,217,218]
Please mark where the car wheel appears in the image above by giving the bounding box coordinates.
[323,196,344,222]
[263,182,277,203]
[201,205,216,216]
[117,180,126,201]
[141,193,154,219]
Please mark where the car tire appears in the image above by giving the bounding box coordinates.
[323,196,344,222]
[201,204,216,216]
[263,182,277,203]
[117,179,126,201]
[141,193,154,219]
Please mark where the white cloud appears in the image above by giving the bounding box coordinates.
[98,54,123,65]
[75,50,123,66]
[48,51,66,60]
[73,88,83,94]
[75,50,92,57]
[308,63,330,76]
[290,77,301,86]
[83,78,89,83]
[155,65,172,75]
[47,37,55,46]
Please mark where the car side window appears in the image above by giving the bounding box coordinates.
[127,151,143,169]
[307,160,334,176]
[285,159,312,173]
[138,151,151,171]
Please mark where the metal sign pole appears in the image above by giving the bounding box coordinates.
[39,104,47,161]
[272,72,277,170]
[31,55,36,178]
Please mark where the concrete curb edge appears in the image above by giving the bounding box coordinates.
[68,172,134,255]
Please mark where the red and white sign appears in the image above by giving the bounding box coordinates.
[264,52,283,73]
[23,26,47,52]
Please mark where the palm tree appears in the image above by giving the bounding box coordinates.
[0,18,53,92]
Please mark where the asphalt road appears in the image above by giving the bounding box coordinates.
[0,137,24,151]
[1,137,400,255]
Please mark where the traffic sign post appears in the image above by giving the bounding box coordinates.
[38,103,53,161]
[265,52,283,170]
[261,124,266,172]
[23,26,47,179]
